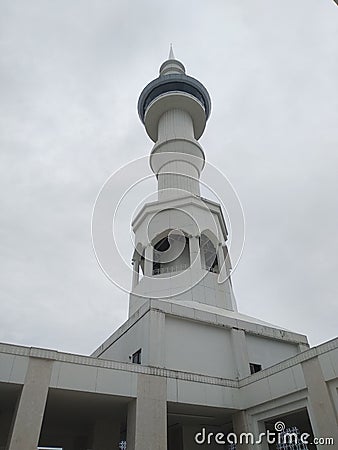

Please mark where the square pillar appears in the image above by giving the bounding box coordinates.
[8,357,52,450]
[189,235,201,269]
[189,235,203,288]
[148,309,165,367]
[232,411,255,450]
[302,356,338,446]
[144,244,153,277]
[132,259,140,289]
[217,242,226,277]
[127,374,167,450]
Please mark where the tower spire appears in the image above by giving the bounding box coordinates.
[169,43,175,60]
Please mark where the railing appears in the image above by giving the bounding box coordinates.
[153,263,189,275]
[152,263,219,275]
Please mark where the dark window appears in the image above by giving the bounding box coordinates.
[132,349,142,364]
[249,363,262,374]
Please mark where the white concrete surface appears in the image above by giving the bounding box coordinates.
[8,357,52,450]
[0,337,337,448]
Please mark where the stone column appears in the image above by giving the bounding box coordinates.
[232,411,255,450]
[189,235,203,291]
[220,244,237,311]
[127,373,167,450]
[189,235,201,269]
[217,242,225,277]
[132,259,140,289]
[144,244,153,277]
[92,418,121,450]
[8,357,53,450]
[148,310,165,367]
[302,356,338,447]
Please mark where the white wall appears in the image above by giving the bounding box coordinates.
[98,313,150,365]
[246,334,298,369]
[164,316,236,378]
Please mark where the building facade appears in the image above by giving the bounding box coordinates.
[0,52,337,450]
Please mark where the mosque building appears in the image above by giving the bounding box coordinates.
[1,50,337,450]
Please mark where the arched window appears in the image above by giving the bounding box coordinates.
[152,230,190,275]
[200,234,219,273]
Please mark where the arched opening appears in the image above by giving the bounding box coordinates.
[200,233,219,273]
[152,230,190,275]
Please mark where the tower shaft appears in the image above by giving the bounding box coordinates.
[153,107,203,200]
[130,50,237,315]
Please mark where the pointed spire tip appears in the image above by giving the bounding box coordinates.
[169,43,175,60]
[159,44,185,76]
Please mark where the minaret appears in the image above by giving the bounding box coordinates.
[129,49,237,316]
[138,46,210,201]
[92,49,310,388]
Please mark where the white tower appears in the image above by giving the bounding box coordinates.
[93,50,308,382]
[130,48,237,316]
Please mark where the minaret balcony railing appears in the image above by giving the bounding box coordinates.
[152,263,189,276]
[152,263,219,276]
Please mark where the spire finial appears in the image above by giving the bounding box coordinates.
[169,43,175,60]
[159,45,185,76]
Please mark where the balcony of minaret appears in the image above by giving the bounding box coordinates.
[131,228,233,289]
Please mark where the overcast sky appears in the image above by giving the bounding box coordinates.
[1,0,337,355]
